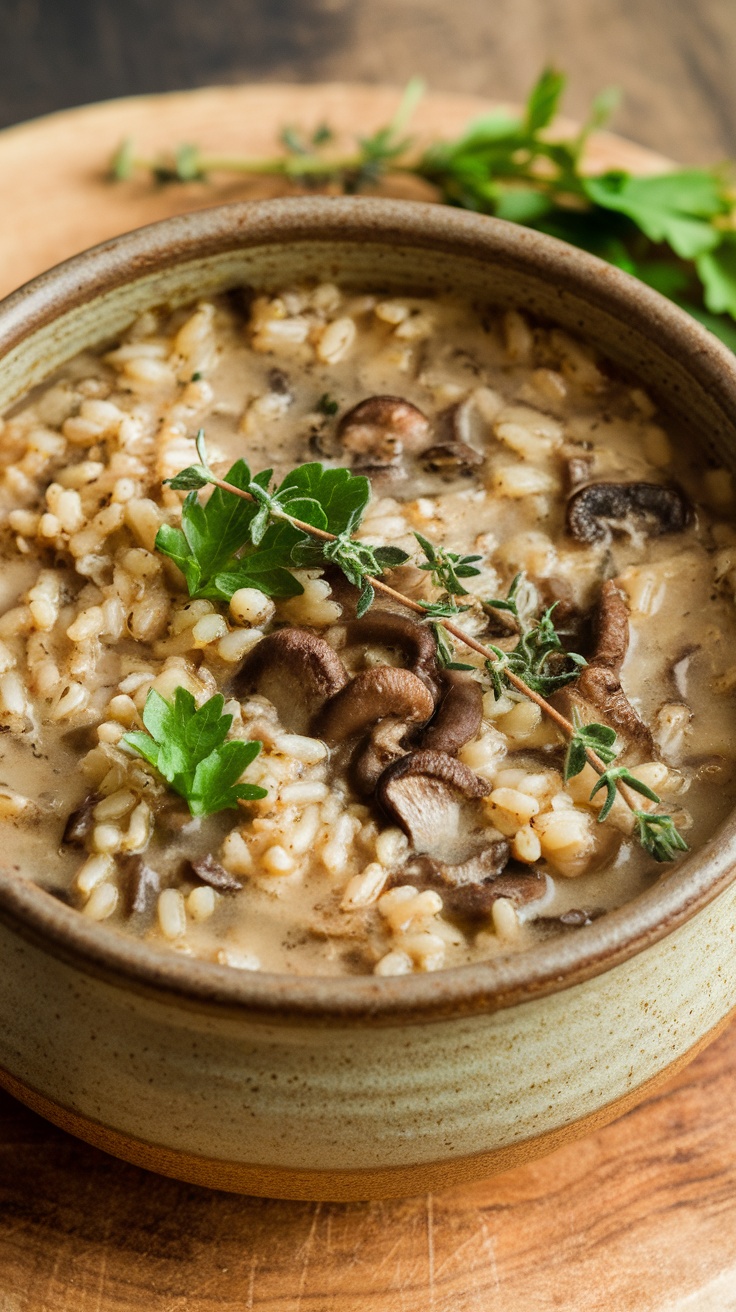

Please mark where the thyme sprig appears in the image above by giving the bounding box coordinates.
[563,708,683,862]
[485,574,587,698]
[158,442,687,862]
[111,70,736,350]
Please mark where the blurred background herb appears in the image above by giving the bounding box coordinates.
[111,70,736,349]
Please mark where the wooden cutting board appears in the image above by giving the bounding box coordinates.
[0,83,734,1312]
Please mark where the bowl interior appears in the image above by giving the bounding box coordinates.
[1,195,736,1022]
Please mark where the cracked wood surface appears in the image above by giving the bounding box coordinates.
[1,78,736,1310]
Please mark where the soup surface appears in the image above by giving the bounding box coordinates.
[1,285,735,976]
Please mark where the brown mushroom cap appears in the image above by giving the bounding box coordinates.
[394,849,547,919]
[337,396,430,468]
[567,481,691,543]
[377,749,490,854]
[344,609,440,694]
[234,627,349,734]
[316,666,435,744]
[420,671,483,755]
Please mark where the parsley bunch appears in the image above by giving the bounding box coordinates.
[113,69,736,351]
[123,688,266,816]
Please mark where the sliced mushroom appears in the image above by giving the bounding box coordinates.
[234,627,349,734]
[393,848,549,919]
[337,396,430,469]
[377,749,489,855]
[418,400,485,479]
[420,441,484,478]
[563,580,654,755]
[420,671,483,755]
[585,577,629,670]
[353,716,412,794]
[344,609,440,694]
[567,481,691,543]
[316,667,435,744]
[62,792,100,846]
[118,855,161,916]
[189,854,242,893]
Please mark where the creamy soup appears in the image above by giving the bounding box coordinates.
[1,285,736,976]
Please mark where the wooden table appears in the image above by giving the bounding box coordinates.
[1,81,736,1310]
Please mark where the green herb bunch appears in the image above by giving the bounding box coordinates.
[112,70,736,350]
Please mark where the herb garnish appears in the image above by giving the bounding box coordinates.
[157,443,688,861]
[112,70,736,350]
[157,430,391,601]
[123,688,266,816]
[485,574,587,698]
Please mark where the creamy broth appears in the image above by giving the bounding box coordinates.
[1,285,736,976]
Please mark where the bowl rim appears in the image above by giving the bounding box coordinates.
[1,193,736,1026]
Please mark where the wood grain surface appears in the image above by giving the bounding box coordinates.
[1,80,736,1310]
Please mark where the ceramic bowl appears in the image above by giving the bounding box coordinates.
[1,197,736,1202]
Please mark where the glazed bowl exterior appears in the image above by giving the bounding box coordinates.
[1,198,736,1201]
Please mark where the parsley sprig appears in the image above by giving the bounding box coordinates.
[157,430,409,602]
[123,687,266,816]
[157,449,687,862]
[112,69,736,351]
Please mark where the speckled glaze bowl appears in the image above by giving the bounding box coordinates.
[1,198,736,1201]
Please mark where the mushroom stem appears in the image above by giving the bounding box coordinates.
[189,471,648,813]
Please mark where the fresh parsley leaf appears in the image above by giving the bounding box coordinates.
[123,688,266,817]
[275,463,370,536]
[158,451,373,602]
[495,187,555,225]
[525,66,566,134]
[696,235,736,318]
[583,169,728,260]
